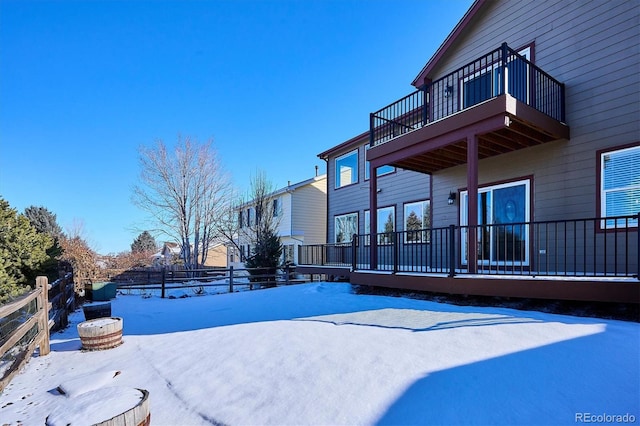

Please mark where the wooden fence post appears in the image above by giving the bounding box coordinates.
[36,276,50,356]
[161,268,166,299]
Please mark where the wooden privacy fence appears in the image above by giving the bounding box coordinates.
[0,274,75,393]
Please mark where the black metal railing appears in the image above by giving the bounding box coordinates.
[298,243,354,267]
[370,43,566,147]
[299,214,639,279]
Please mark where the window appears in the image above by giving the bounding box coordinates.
[273,198,280,217]
[335,213,358,243]
[600,145,640,228]
[404,200,430,243]
[365,145,394,179]
[364,207,395,245]
[283,244,294,264]
[364,210,370,245]
[335,150,358,188]
[247,208,254,227]
[462,47,530,109]
[461,179,530,265]
[238,210,244,228]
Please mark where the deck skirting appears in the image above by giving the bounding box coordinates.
[351,271,640,304]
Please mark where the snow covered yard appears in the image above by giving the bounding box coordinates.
[1,282,638,425]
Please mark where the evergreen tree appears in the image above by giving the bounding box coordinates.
[406,211,422,242]
[24,206,63,238]
[245,226,282,287]
[131,231,157,253]
[384,213,394,233]
[382,212,395,244]
[0,198,53,304]
[24,205,64,282]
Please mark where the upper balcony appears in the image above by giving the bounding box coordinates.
[368,43,569,174]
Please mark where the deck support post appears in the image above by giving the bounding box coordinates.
[370,160,378,270]
[467,134,479,274]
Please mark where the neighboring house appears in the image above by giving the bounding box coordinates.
[151,242,183,267]
[299,0,639,303]
[201,243,227,268]
[153,241,227,268]
[228,174,327,268]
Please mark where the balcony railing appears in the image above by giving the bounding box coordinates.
[299,214,639,279]
[370,43,566,147]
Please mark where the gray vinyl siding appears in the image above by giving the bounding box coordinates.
[426,0,640,228]
[327,143,368,242]
[325,0,638,239]
[326,142,430,241]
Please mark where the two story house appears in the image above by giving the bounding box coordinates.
[299,0,639,303]
[228,174,327,268]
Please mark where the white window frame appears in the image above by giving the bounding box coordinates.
[283,244,295,264]
[334,212,358,243]
[377,206,395,245]
[335,149,358,189]
[600,145,640,229]
[403,200,431,243]
[363,207,395,245]
[364,210,370,246]
[460,179,531,266]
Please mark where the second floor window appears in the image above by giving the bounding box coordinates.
[365,145,394,179]
[273,198,280,217]
[247,208,254,227]
[335,150,358,188]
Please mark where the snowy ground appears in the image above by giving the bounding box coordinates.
[1,282,638,425]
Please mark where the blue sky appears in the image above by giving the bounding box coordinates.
[0,0,474,255]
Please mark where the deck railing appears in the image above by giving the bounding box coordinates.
[299,214,639,279]
[298,243,354,267]
[370,43,566,147]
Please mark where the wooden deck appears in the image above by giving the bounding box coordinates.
[297,264,639,303]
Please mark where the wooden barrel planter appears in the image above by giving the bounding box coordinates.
[77,317,123,351]
[46,387,150,426]
[94,388,150,426]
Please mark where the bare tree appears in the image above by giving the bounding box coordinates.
[217,170,282,263]
[133,136,233,270]
[58,219,98,292]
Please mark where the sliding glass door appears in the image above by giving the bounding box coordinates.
[460,179,530,266]
[462,47,530,109]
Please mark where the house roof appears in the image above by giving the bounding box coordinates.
[236,174,327,209]
[411,0,487,87]
[162,242,182,255]
[317,130,369,160]
[276,174,327,195]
